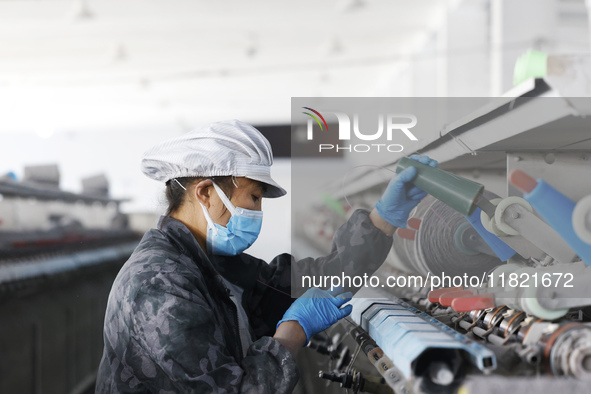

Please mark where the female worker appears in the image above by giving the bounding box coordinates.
[96,119,437,393]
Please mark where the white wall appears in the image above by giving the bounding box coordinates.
[380,0,590,97]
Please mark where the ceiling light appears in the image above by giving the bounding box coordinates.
[70,0,94,20]
[338,0,366,13]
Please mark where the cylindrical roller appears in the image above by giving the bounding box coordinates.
[511,170,591,265]
[467,207,516,261]
[439,290,475,307]
[573,195,591,245]
[520,283,569,320]
[396,157,484,216]
[428,287,463,303]
[494,196,533,236]
[452,293,496,312]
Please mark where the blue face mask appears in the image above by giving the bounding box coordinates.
[199,182,263,256]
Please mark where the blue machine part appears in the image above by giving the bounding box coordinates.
[348,296,497,380]
[349,296,391,323]
[466,208,516,261]
[524,179,591,265]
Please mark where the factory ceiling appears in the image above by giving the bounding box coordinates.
[0,0,450,132]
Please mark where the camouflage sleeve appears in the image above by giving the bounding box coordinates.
[290,208,393,296]
[248,209,393,334]
[130,271,299,393]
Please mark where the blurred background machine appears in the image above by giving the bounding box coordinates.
[0,165,141,394]
[293,66,591,394]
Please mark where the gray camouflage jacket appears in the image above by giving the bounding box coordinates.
[96,209,393,393]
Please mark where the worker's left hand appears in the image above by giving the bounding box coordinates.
[276,287,353,345]
[375,154,438,228]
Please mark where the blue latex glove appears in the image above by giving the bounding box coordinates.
[375,154,438,228]
[276,287,353,345]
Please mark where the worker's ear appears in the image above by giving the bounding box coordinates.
[194,179,214,207]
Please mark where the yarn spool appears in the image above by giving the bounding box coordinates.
[391,195,503,277]
[418,197,503,277]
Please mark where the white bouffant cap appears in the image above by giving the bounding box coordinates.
[141,119,287,198]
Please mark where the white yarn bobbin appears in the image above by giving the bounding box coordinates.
[494,196,534,236]
[573,194,591,245]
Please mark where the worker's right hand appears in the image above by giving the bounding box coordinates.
[276,288,353,345]
[375,154,438,228]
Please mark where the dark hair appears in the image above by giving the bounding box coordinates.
[164,176,235,216]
